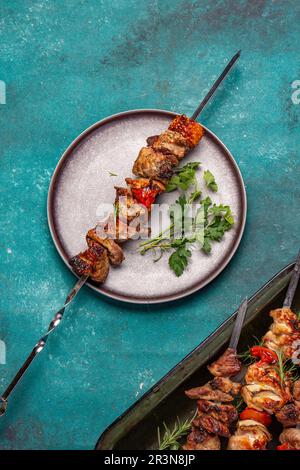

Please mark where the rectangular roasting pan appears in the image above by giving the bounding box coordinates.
[96,262,300,450]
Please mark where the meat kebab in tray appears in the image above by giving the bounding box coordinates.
[96,254,300,450]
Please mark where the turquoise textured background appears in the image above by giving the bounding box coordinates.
[0,0,299,449]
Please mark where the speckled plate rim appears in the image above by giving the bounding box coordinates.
[47,109,247,304]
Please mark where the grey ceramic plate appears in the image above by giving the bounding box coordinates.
[47,109,246,304]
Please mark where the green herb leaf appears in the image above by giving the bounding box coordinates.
[157,411,197,450]
[107,170,118,177]
[166,162,201,192]
[169,245,191,277]
[204,169,218,192]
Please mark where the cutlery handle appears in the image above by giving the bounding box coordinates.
[0,274,88,416]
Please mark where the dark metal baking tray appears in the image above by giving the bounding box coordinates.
[96,262,299,450]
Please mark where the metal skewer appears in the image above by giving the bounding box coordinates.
[191,50,241,121]
[229,297,248,351]
[283,250,300,308]
[0,52,241,417]
[0,274,88,416]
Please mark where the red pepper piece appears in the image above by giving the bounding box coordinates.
[250,346,278,364]
[277,443,297,450]
[239,407,272,426]
[131,188,159,209]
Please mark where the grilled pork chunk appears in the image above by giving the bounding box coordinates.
[207,348,242,378]
[132,147,178,182]
[241,362,291,413]
[168,114,204,148]
[150,130,190,160]
[86,229,124,266]
[279,427,300,450]
[262,307,300,359]
[69,243,109,283]
[182,426,220,450]
[227,419,272,450]
[276,403,300,428]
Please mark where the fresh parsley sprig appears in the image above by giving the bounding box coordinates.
[203,169,218,192]
[139,162,234,276]
[166,162,201,192]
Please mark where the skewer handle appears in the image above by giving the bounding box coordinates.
[283,250,300,308]
[0,274,88,416]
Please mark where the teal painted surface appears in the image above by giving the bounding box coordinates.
[0,0,299,449]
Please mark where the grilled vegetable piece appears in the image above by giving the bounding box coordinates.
[227,419,272,450]
[239,408,272,426]
[86,228,125,266]
[250,346,278,364]
[125,177,165,209]
[207,348,242,377]
[241,362,291,413]
[279,427,300,450]
[262,307,300,358]
[182,426,220,450]
[132,147,178,182]
[69,243,109,283]
[168,115,204,148]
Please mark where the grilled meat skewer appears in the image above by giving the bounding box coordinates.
[183,299,247,450]
[229,258,300,450]
[183,354,242,450]
[70,115,204,281]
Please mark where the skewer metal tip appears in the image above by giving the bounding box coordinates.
[229,297,248,351]
[191,50,241,121]
[283,249,300,308]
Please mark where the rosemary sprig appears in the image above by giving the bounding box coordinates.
[157,410,197,450]
[233,395,245,413]
[276,350,300,384]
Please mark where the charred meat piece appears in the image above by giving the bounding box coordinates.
[276,402,300,428]
[96,213,148,242]
[168,114,204,148]
[185,384,233,403]
[210,376,242,395]
[279,427,300,450]
[227,419,272,450]
[132,147,178,182]
[197,400,238,425]
[262,307,300,358]
[193,414,230,438]
[185,377,240,402]
[207,348,242,377]
[86,228,125,266]
[293,380,300,401]
[182,426,220,451]
[242,362,291,413]
[150,130,190,160]
[69,243,109,283]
